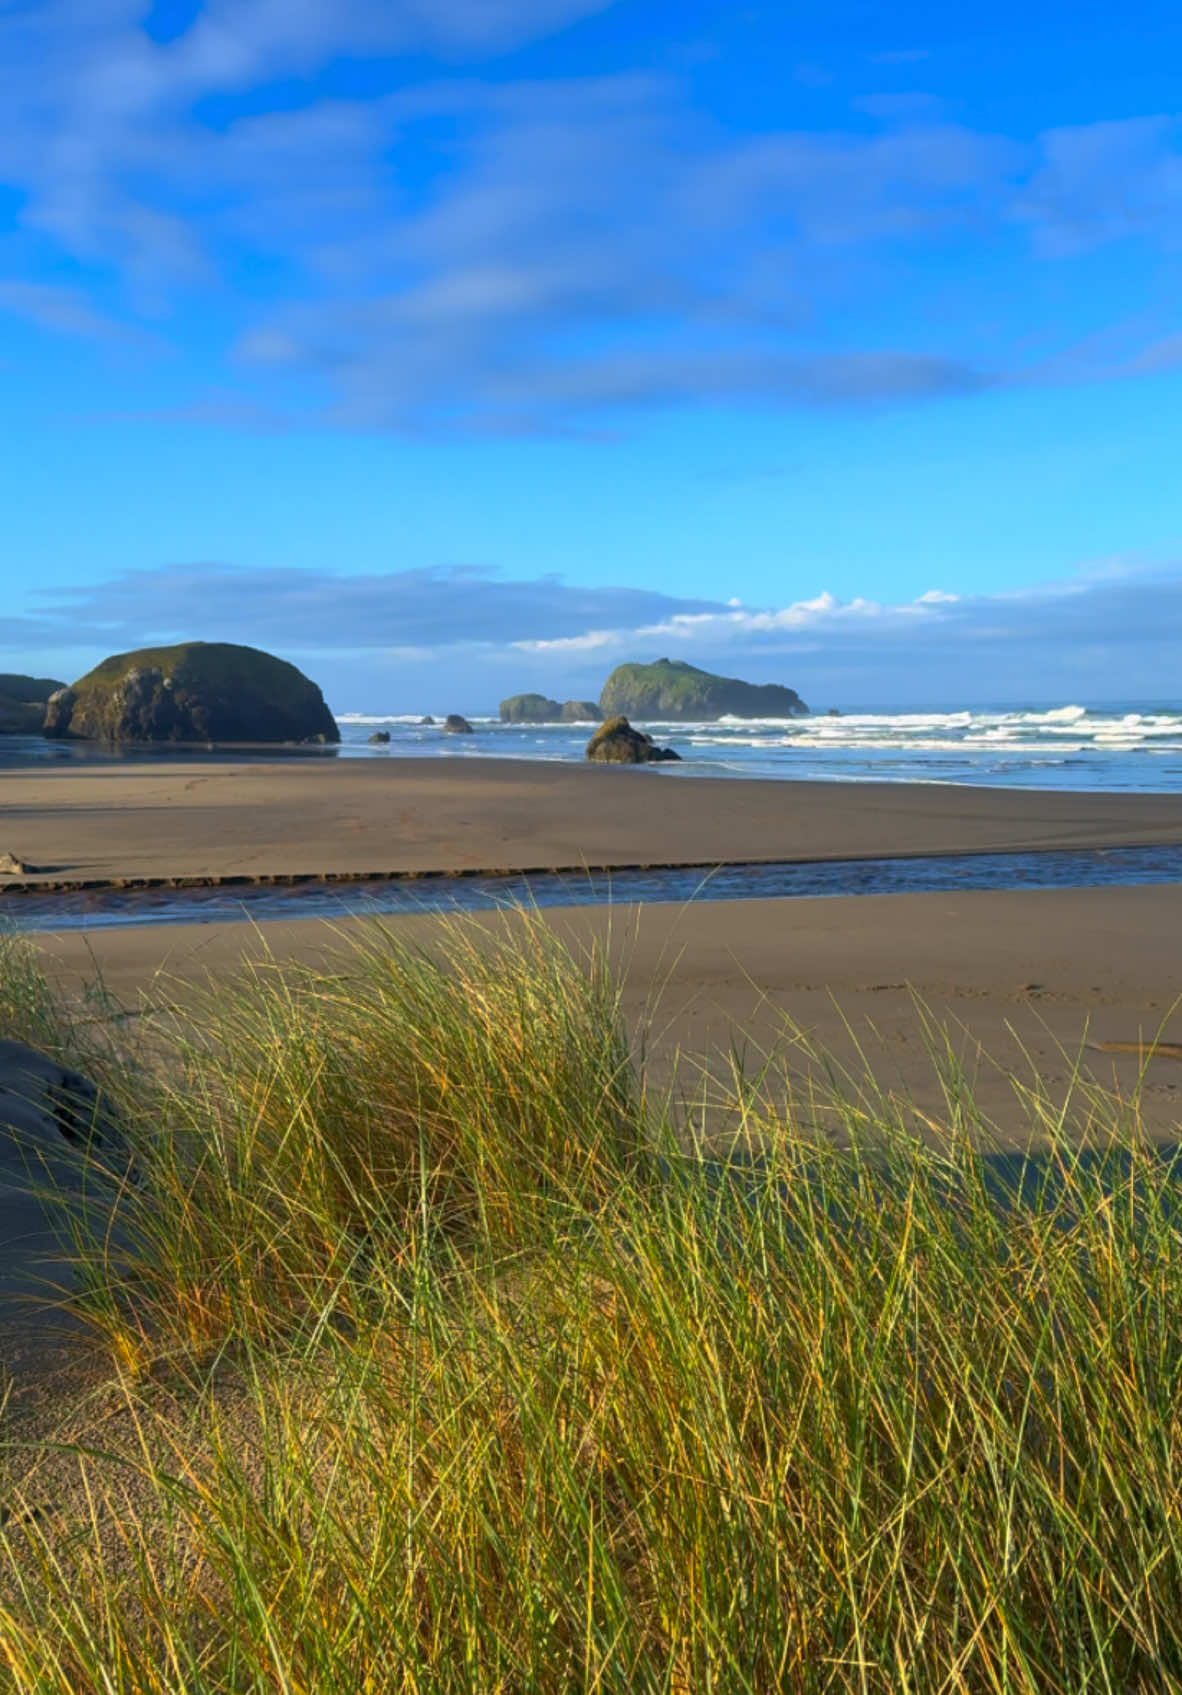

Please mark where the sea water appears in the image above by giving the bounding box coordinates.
[5,701,1182,793]
[335,701,1182,793]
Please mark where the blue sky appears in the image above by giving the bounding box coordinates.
[2,0,1180,711]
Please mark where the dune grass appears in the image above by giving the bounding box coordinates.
[1,919,1182,1691]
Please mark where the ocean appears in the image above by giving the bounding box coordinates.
[335,702,1182,794]
[4,701,1181,793]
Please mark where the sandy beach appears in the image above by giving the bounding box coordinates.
[5,757,1182,887]
[2,758,1179,1140]
[7,794,1181,1408]
[6,763,1177,1424]
[24,880,1182,1142]
[2,757,1179,1348]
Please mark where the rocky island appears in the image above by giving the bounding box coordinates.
[42,642,339,744]
[0,673,66,734]
[500,693,602,723]
[599,658,808,720]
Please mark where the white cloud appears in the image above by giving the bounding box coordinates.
[513,629,620,653]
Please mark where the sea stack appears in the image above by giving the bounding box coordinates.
[586,716,681,764]
[42,642,339,744]
[600,658,808,721]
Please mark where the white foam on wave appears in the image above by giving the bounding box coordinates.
[1035,704,1089,723]
[336,713,438,726]
[676,708,1182,764]
[332,703,1182,794]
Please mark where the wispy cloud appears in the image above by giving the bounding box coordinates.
[0,4,1180,430]
[0,278,134,338]
[20,562,729,651]
[12,558,1181,710]
[1015,116,1182,257]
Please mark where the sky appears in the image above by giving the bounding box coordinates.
[2,0,1181,713]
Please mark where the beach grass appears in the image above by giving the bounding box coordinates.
[2,919,1182,1691]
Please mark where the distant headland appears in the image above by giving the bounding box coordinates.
[501,659,808,724]
[598,658,807,721]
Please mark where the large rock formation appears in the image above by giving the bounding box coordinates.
[500,693,562,723]
[42,643,339,745]
[599,658,808,721]
[586,716,681,765]
[501,693,604,724]
[0,674,66,735]
[444,714,474,734]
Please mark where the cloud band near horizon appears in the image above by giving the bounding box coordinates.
[6,558,1178,712]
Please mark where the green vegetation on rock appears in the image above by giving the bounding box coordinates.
[0,674,64,706]
[0,673,66,735]
[500,693,564,723]
[43,642,339,744]
[501,694,604,723]
[600,657,808,720]
[0,700,48,735]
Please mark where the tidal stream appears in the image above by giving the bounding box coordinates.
[2,842,1180,933]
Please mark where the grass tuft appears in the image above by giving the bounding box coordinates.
[2,918,1182,1691]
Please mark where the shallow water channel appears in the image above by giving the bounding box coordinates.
[2,842,1181,933]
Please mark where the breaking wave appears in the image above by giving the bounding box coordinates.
[333,703,1182,792]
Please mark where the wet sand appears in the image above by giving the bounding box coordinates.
[4,757,1182,887]
[5,756,1181,1138]
[26,882,1182,1144]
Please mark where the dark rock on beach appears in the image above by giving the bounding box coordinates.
[586,715,681,764]
[368,730,391,744]
[0,1039,126,1190]
[600,657,808,721]
[444,714,474,734]
[418,716,436,726]
[42,642,340,745]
